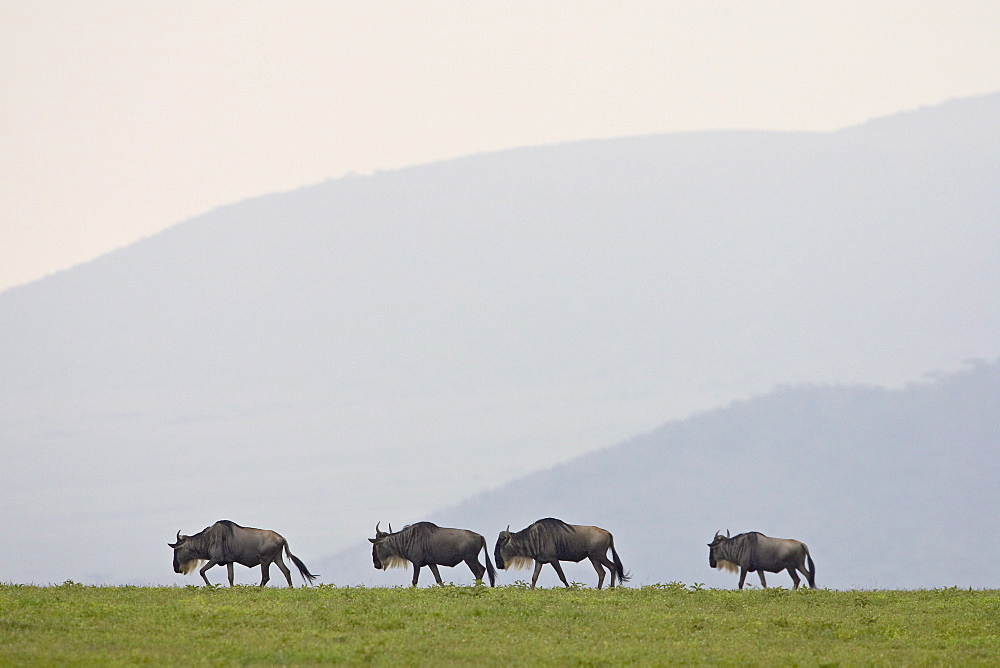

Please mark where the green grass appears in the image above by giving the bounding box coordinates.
[2,582,998,665]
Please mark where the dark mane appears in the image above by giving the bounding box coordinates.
[399,522,440,537]
[189,520,240,562]
[385,522,444,561]
[524,518,576,555]
[527,518,574,535]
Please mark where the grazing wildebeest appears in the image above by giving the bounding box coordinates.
[708,530,816,589]
[167,520,318,587]
[369,522,496,586]
[494,518,630,589]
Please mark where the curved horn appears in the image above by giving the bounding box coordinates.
[375,522,381,535]
[176,530,182,543]
[388,523,393,534]
[726,529,731,538]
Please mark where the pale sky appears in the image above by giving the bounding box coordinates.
[2,1,998,293]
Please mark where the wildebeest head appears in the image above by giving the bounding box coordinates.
[368,522,406,571]
[167,530,205,575]
[707,530,738,572]
[494,525,533,571]
[493,526,512,570]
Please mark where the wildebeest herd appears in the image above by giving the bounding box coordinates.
[168,519,817,590]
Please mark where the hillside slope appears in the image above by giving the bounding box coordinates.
[1,93,997,585]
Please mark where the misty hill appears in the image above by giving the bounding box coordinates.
[323,360,1000,590]
[1,93,997,585]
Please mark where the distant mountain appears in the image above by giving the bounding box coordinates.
[1,93,997,585]
[323,360,1000,590]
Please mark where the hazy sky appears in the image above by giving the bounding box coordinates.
[2,1,998,293]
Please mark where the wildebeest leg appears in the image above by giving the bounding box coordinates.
[530,561,544,589]
[259,559,272,587]
[466,557,485,584]
[428,564,444,585]
[227,563,235,587]
[738,568,748,589]
[588,556,607,589]
[757,570,767,588]
[274,553,294,587]
[605,556,617,588]
[199,560,219,586]
[411,563,421,587]
[598,553,619,587]
[787,567,801,589]
[550,561,570,588]
[798,564,815,588]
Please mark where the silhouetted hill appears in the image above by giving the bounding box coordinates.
[1,93,997,585]
[323,360,1000,589]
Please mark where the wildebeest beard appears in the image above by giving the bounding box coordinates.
[502,556,534,571]
[178,559,206,575]
[715,559,740,574]
[380,555,409,570]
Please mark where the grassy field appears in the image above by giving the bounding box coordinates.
[2,582,998,665]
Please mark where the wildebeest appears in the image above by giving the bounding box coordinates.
[167,520,318,587]
[369,522,496,586]
[494,518,630,589]
[708,530,816,589]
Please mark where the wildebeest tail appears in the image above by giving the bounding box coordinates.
[610,536,631,584]
[284,542,319,584]
[481,536,497,587]
[806,551,817,588]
